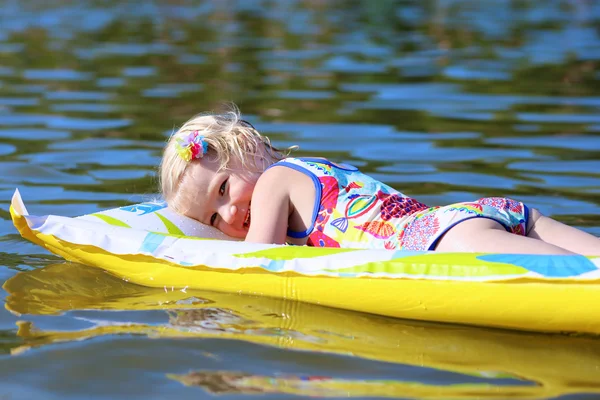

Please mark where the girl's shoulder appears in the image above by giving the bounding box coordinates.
[275,156,359,172]
[258,159,320,200]
[261,159,316,185]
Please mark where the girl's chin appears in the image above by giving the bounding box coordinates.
[222,224,250,240]
[232,230,249,240]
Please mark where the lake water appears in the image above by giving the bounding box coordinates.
[1,1,600,399]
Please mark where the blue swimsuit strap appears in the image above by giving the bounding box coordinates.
[265,158,322,239]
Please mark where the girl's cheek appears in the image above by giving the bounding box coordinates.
[218,221,229,235]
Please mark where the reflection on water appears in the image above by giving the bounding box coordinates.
[1,0,600,398]
[4,262,600,399]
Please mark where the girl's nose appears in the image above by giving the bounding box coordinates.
[220,204,237,225]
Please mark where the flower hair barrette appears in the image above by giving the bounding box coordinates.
[175,130,208,162]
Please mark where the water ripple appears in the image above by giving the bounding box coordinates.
[0,128,70,140]
[22,149,159,167]
[44,91,114,101]
[22,69,92,81]
[0,162,97,185]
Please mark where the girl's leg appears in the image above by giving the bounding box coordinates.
[434,217,577,255]
[526,208,600,256]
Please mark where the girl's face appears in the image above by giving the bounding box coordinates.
[177,155,260,239]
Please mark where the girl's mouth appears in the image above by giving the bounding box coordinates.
[243,203,251,228]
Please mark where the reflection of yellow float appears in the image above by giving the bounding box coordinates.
[5,263,600,399]
[170,370,524,399]
[10,189,600,335]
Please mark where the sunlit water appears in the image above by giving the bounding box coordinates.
[1,1,600,399]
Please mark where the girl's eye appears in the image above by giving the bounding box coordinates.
[219,179,228,196]
[210,213,217,226]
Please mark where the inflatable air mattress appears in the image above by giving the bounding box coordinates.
[9,189,600,335]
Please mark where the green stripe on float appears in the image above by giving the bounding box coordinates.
[90,213,131,228]
[330,255,528,277]
[234,246,358,260]
[155,212,185,236]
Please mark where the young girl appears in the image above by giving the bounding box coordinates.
[159,106,600,256]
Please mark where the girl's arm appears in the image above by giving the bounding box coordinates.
[244,167,292,244]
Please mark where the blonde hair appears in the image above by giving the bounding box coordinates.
[159,104,292,210]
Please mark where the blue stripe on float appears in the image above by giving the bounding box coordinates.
[477,254,597,277]
[139,232,166,254]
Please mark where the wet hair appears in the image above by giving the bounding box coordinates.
[159,104,292,211]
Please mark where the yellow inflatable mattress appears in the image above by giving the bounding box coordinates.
[9,189,600,335]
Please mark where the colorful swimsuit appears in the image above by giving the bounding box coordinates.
[270,157,530,251]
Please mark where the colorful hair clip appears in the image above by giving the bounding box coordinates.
[175,131,208,162]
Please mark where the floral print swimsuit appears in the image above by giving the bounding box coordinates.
[270,157,529,251]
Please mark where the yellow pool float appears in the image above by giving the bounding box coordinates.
[9,188,600,335]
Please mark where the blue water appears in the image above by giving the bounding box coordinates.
[1,0,600,398]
